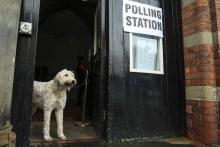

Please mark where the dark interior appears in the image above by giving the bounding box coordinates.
[31,0,99,143]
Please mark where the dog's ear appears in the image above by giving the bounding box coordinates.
[54,72,61,85]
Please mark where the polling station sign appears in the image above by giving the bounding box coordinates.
[123,0,163,38]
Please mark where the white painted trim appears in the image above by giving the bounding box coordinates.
[94,2,100,55]
[94,9,97,55]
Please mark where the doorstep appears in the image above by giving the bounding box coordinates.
[31,137,195,147]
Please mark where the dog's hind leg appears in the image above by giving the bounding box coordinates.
[43,109,53,141]
[55,109,66,140]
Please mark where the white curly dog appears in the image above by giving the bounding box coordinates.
[32,69,77,141]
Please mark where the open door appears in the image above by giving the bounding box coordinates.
[11,0,40,146]
[92,0,107,139]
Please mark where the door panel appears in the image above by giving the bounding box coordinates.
[11,0,40,146]
[107,0,184,141]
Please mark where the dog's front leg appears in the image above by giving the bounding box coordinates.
[55,108,66,140]
[43,109,53,141]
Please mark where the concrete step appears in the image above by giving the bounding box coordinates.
[108,142,195,147]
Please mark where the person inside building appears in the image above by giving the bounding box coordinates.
[76,56,87,111]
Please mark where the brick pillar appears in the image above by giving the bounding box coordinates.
[182,0,220,146]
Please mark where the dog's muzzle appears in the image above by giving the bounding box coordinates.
[65,80,76,86]
[72,80,77,85]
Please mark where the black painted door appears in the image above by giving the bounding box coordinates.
[107,0,185,141]
[92,0,107,139]
[11,0,40,146]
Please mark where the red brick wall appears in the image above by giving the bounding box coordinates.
[182,0,220,146]
[184,45,216,86]
[182,0,211,37]
[186,100,220,145]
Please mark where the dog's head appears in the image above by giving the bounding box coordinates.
[54,69,77,91]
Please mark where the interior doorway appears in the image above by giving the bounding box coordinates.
[31,0,100,144]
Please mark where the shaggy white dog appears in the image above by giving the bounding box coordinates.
[32,69,76,141]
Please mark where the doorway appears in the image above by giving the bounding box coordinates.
[11,0,107,146]
[31,9,97,143]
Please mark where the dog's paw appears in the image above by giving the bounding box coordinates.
[58,134,67,140]
[44,135,53,141]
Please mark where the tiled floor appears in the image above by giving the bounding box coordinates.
[31,108,97,145]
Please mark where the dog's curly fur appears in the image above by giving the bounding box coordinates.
[32,69,76,141]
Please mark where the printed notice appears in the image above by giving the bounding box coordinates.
[133,36,158,70]
[123,0,163,37]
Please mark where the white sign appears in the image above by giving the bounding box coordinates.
[123,0,163,37]
[20,22,32,35]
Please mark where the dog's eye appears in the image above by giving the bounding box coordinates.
[64,74,68,77]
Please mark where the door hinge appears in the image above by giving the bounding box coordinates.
[19,21,32,35]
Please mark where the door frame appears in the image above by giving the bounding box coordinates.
[11,0,108,146]
[11,0,40,146]
[92,0,108,140]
